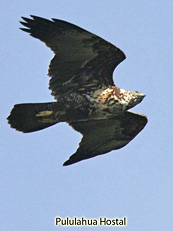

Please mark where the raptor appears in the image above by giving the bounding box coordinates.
[8,16,148,166]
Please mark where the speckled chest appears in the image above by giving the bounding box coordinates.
[86,87,128,119]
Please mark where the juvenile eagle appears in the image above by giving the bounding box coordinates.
[8,16,148,166]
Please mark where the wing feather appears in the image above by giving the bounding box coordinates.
[64,112,148,166]
[20,16,126,97]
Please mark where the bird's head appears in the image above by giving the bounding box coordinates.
[119,89,146,110]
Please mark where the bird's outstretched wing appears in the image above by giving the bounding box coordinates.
[65,111,148,166]
[20,16,126,98]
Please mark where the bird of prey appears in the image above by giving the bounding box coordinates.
[7,16,148,166]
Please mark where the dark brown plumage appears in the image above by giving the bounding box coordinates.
[7,16,147,166]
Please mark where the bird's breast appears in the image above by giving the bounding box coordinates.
[86,87,125,119]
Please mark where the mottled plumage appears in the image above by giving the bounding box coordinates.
[7,16,147,166]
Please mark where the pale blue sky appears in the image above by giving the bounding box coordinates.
[1,1,172,230]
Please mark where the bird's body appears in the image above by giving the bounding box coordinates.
[8,16,148,166]
[18,86,145,127]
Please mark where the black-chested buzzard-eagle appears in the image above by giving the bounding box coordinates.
[7,16,148,166]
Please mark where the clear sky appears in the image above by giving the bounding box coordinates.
[1,0,172,230]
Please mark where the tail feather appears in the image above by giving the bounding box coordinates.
[7,102,58,133]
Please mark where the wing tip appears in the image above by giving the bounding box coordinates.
[63,158,77,166]
[63,159,73,166]
[63,155,82,166]
[20,16,32,33]
[19,28,31,34]
[63,161,69,166]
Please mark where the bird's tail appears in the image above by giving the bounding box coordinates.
[7,102,59,133]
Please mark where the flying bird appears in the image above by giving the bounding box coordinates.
[7,16,148,166]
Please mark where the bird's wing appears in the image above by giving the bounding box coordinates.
[65,111,148,166]
[20,16,126,98]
